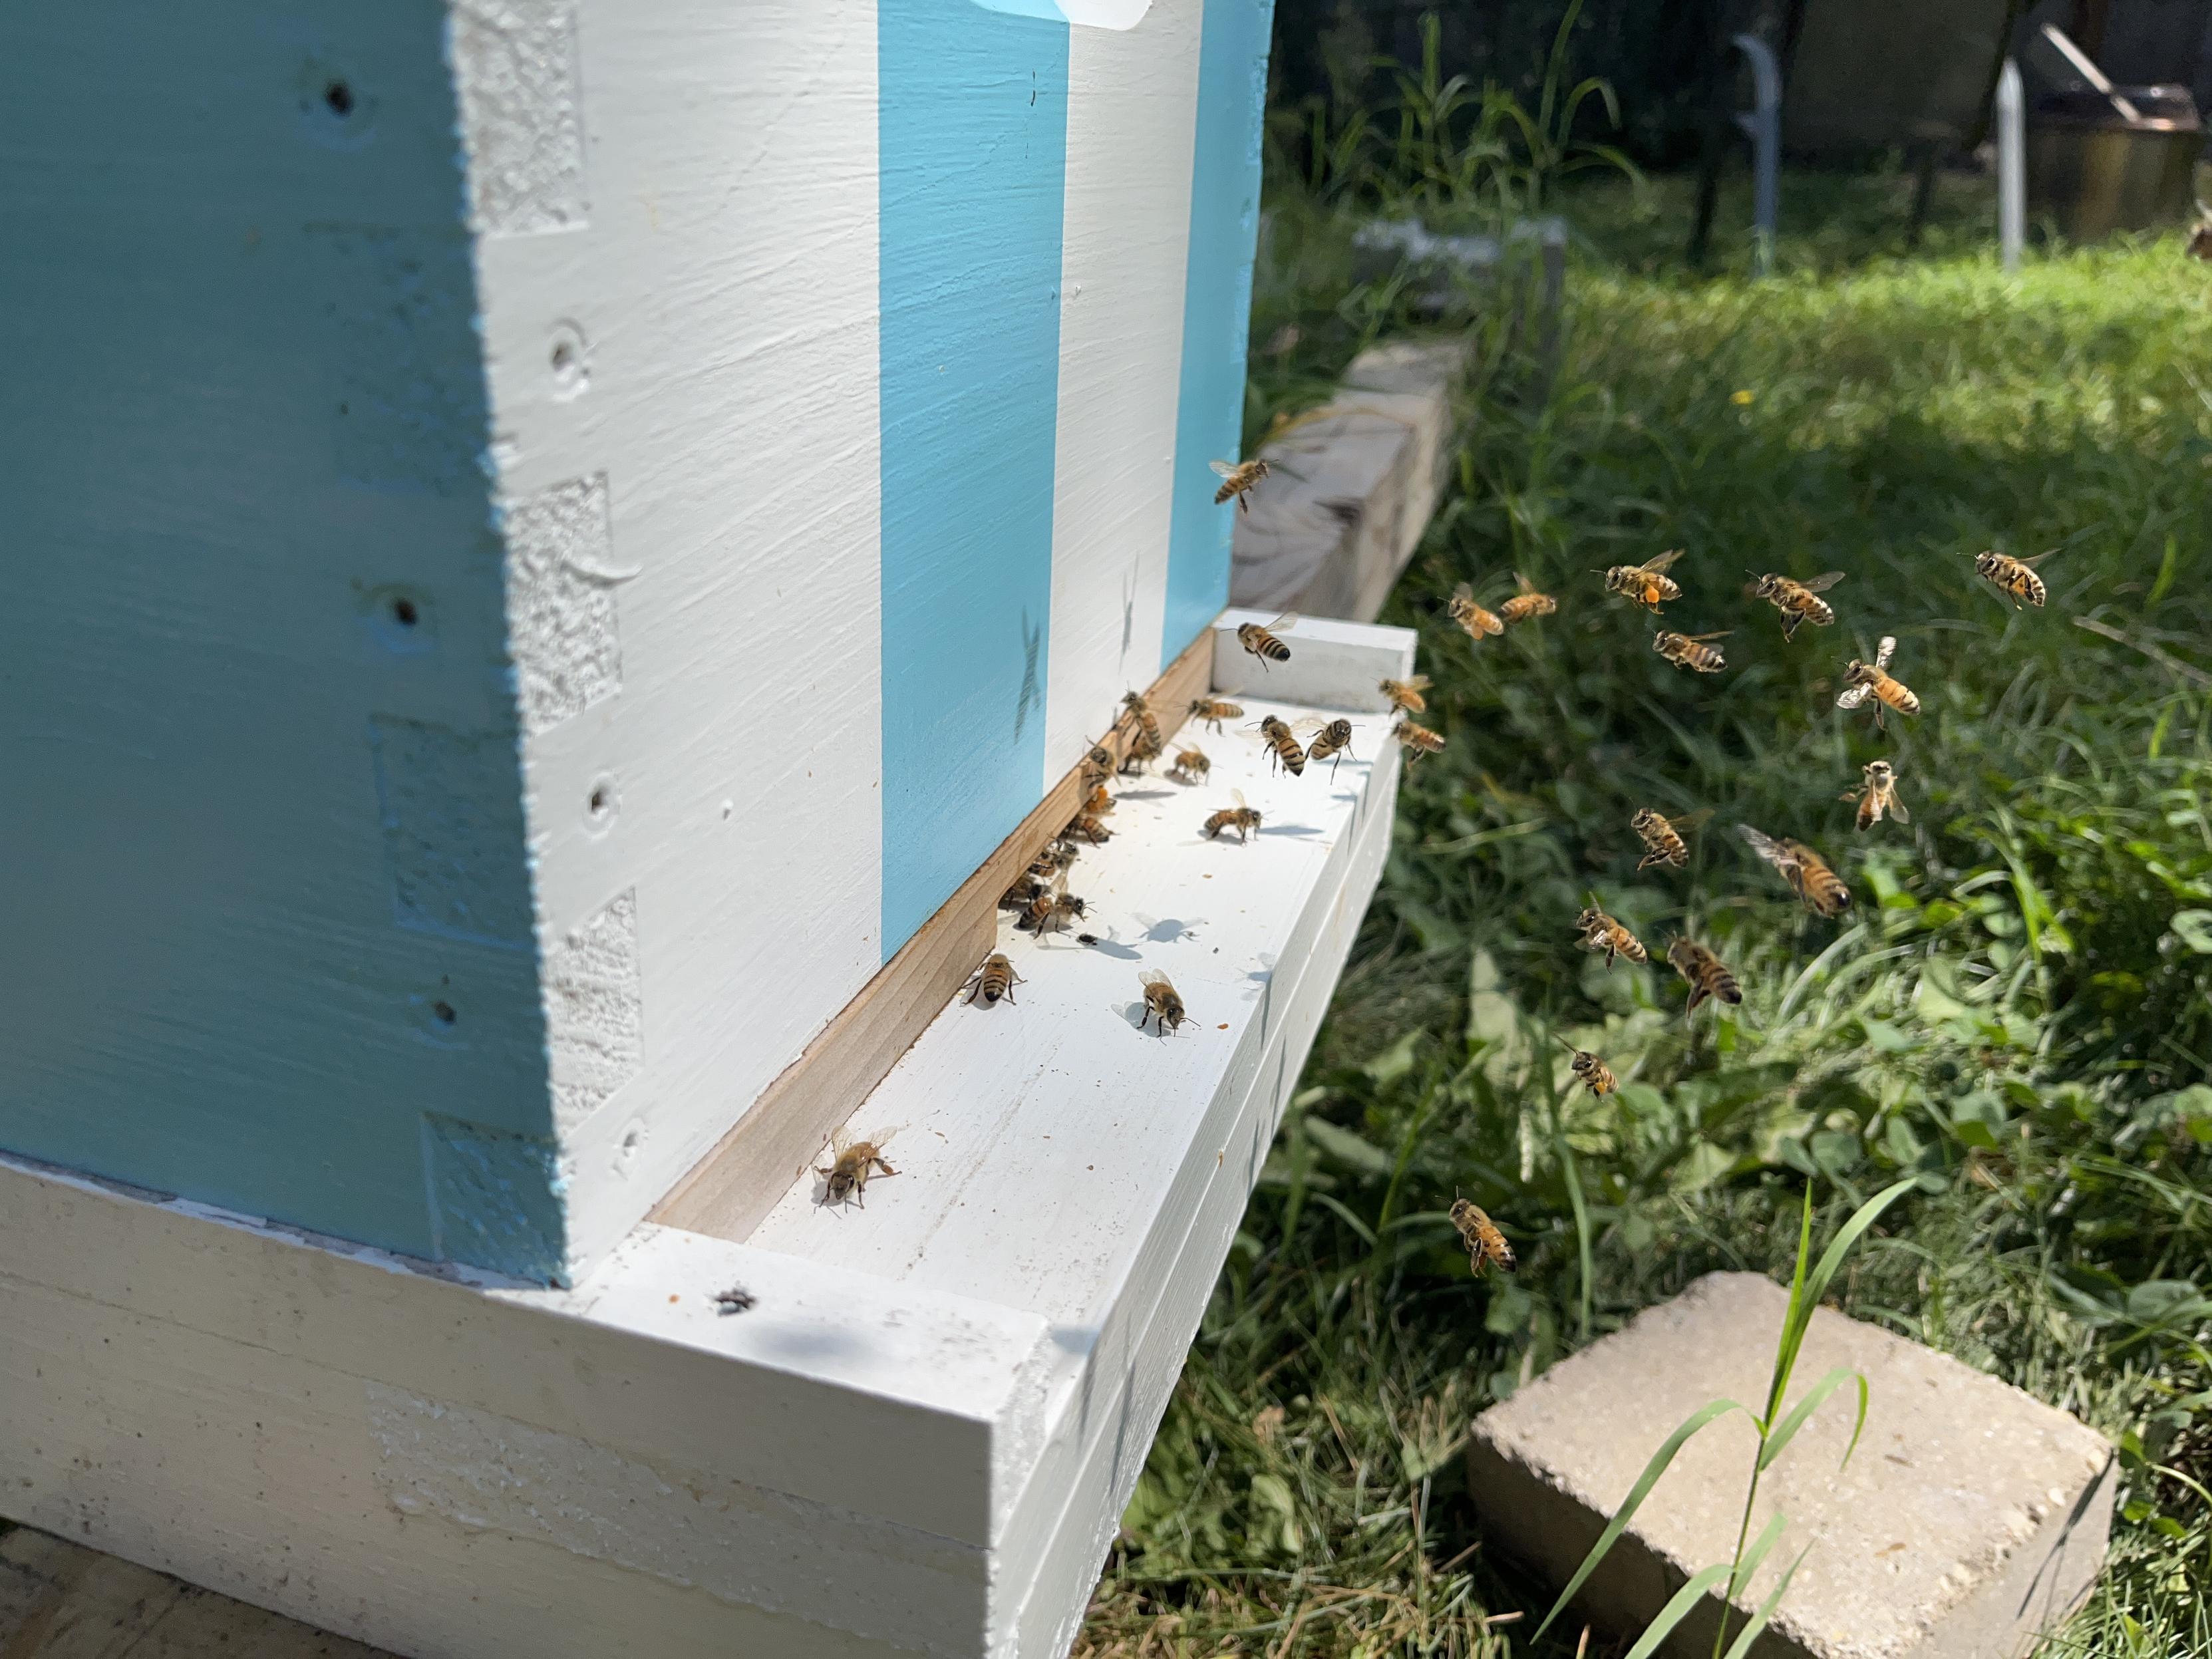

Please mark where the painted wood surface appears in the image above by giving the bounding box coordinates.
[0,620,1410,1659]
[3,0,1280,1284]
[653,632,1214,1245]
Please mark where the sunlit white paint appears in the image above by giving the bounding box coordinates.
[1042,0,1201,781]
[469,0,887,1275]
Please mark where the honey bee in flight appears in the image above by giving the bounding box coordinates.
[1653,629,1729,673]
[1449,1199,1516,1276]
[1253,714,1307,777]
[1835,635,1919,728]
[1666,938,1743,1020]
[1379,675,1432,714]
[1210,456,1271,512]
[1300,717,1357,778]
[1575,903,1648,967]
[1631,806,1710,870]
[1603,548,1684,613]
[1736,825,1851,917]
[1748,570,1845,640]
[1138,969,1187,1035]
[1188,697,1244,734]
[1500,573,1557,624]
[1394,718,1446,761]
[817,1127,899,1207]
[1448,583,1505,641]
[1235,613,1295,669]
[1202,788,1262,843]
[1845,760,1909,831]
[962,951,1024,1007]
[1973,548,2055,609]
[1169,747,1211,784]
[1554,1034,1619,1098]
[1017,873,1087,936]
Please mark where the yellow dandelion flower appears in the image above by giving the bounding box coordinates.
[1730,389,1755,406]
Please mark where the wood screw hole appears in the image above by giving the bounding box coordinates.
[323,80,355,117]
[432,1000,457,1026]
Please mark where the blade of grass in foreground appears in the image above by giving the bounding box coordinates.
[1721,1547,1813,1659]
[1623,1564,1735,1659]
[1533,1398,1751,1640]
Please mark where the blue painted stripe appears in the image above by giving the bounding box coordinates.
[879,1,1070,958]
[1162,0,1274,661]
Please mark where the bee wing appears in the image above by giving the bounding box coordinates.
[2018,547,2060,566]
[1687,631,1732,643]
[1452,582,1474,602]
[1265,613,1299,632]
[1672,808,1715,831]
[1835,683,1871,709]
[1138,969,1172,988]
[1289,716,1329,736]
[1209,459,1239,478]
[1801,571,1847,593]
[1515,571,1537,594]
[1889,794,1911,824]
[1405,674,1431,691]
[1734,824,1792,869]
[1644,548,1684,574]
[1233,788,1248,808]
[1874,634,1897,670]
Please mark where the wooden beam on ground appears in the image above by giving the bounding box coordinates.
[651,629,1215,1244]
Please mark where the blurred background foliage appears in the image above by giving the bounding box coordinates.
[1082,9,2212,1657]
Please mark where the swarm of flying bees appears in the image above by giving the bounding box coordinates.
[1420,532,2052,1279]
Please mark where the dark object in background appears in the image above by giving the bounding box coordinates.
[2029,81,2204,235]
[1690,0,2018,265]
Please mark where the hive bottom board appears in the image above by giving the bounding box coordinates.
[0,617,1416,1659]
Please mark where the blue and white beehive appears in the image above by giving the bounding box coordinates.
[0,0,1276,1284]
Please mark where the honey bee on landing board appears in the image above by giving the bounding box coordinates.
[1138,969,1187,1035]
[1575,903,1649,967]
[1653,629,1730,673]
[1973,547,2056,609]
[1235,613,1296,669]
[1448,583,1505,641]
[1017,873,1087,936]
[1666,938,1743,1020]
[1169,746,1211,784]
[1845,760,1910,831]
[1603,548,1684,612]
[1000,874,1043,912]
[1748,570,1845,640]
[1500,572,1558,624]
[1835,635,1919,728]
[1631,806,1711,870]
[1253,713,1307,777]
[1449,1199,1516,1276]
[962,951,1024,1007]
[1188,697,1244,734]
[1210,456,1271,512]
[1394,718,1446,761]
[1299,716,1357,778]
[1084,783,1116,818]
[818,1128,899,1207]
[1554,1033,1619,1098]
[1379,675,1432,714]
[1064,811,1112,845]
[1120,728,1166,774]
[1737,824,1851,917]
[1202,788,1262,843]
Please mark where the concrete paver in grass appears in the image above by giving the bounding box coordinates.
[1466,1271,2116,1659]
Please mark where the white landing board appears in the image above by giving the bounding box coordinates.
[0,619,1413,1659]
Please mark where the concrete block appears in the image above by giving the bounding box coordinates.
[1466,1271,2115,1659]
[1229,339,1470,624]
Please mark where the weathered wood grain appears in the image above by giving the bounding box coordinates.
[651,629,1215,1243]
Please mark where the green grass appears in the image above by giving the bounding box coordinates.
[1078,180,2212,1658]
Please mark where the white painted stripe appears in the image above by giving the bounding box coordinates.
[472,0,884,1272]
[1041,0,1203,785]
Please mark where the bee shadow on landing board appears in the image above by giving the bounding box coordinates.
[1253,822,1325,839]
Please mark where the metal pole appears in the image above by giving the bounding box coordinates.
[1996,57,2025,271]
[1732,34,1782,278]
